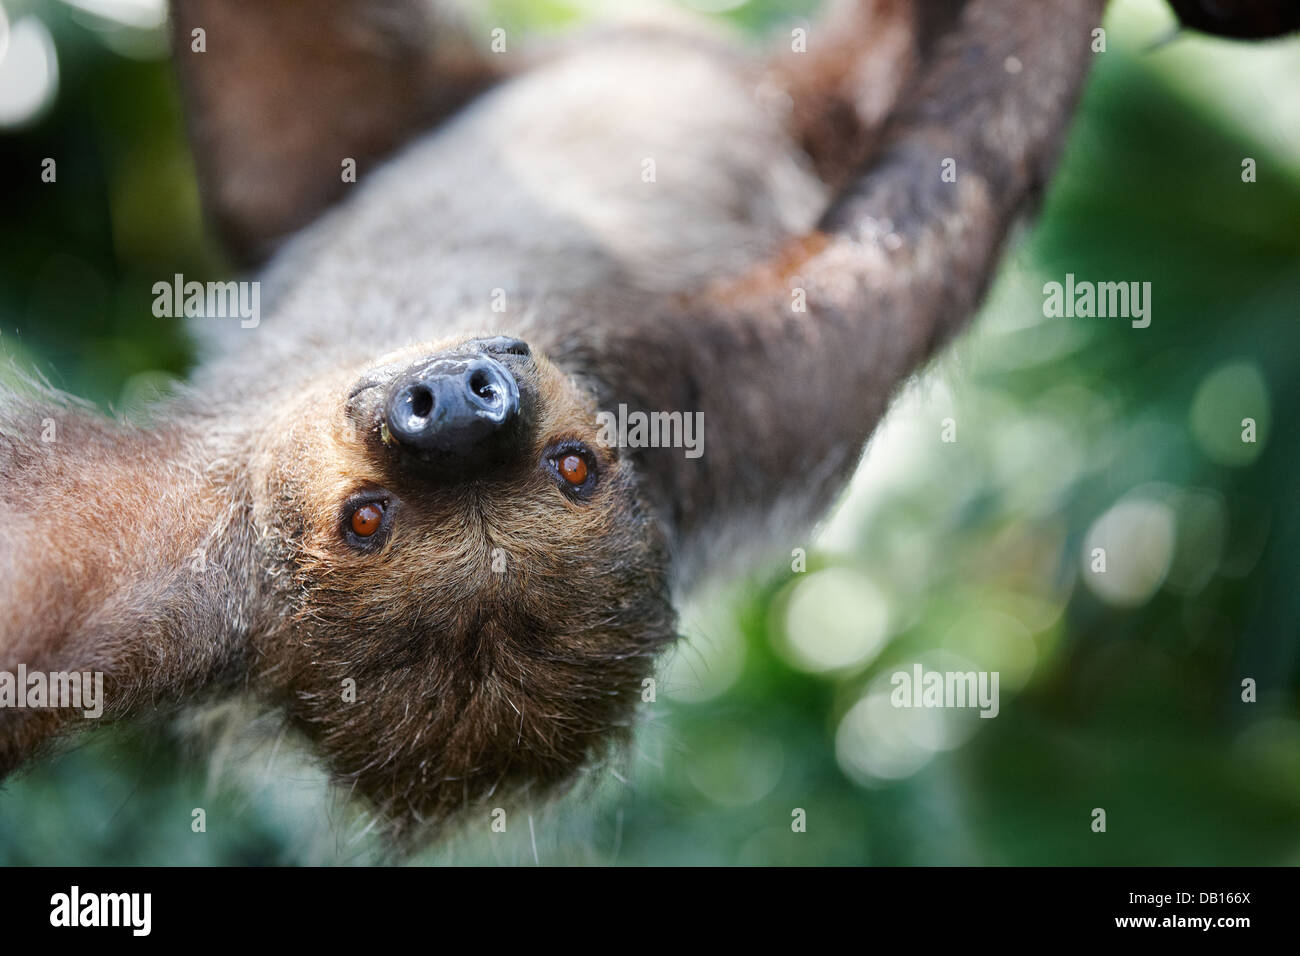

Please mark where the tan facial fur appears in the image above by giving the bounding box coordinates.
[244,336,674,835]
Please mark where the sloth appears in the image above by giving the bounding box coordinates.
[2,0,1121,841]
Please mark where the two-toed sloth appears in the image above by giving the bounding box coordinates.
[1,0,1276,843]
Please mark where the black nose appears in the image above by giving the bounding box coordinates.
[383,354,521,460]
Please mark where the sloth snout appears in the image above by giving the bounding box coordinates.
[383,353,522,465]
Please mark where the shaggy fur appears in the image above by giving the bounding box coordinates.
[0,0,1104,842]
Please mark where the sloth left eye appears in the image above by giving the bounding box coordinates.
[351,502,384,537]
[341,493,394,549]
[544,443,597,498]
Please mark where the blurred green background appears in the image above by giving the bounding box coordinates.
[0,0,1297,865]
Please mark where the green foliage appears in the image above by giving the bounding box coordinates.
[1,0,1296,865]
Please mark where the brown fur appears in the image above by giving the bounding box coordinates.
[171,0,502,263]
[1,0,1108,843]
[246,340,673,834]
[1,341,675,840]
[773,0,922,185]
[0,385,255,771]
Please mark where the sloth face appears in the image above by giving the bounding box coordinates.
[248,335,675,836]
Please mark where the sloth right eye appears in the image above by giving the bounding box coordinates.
[544,442,597,499]
[558,454,587,485]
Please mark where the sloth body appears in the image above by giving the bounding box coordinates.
[223,30,827,374]
[0,0,1105,840]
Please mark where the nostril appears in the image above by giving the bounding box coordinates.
[386,382,438,444]
[408,385,434,419]
[461,359,519,426]
[469,368,497,403]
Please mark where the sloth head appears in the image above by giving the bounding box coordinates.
[248,335,676,837]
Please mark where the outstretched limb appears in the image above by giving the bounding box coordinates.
[772,0,967,186]
[0,382,256,776]
[571,0,1107,581]
[171,0,504,263]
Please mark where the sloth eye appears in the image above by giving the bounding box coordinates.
[558,454,587,485]
[544,443,597,499]
[341,493,393,549]
[351,503,384,537]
